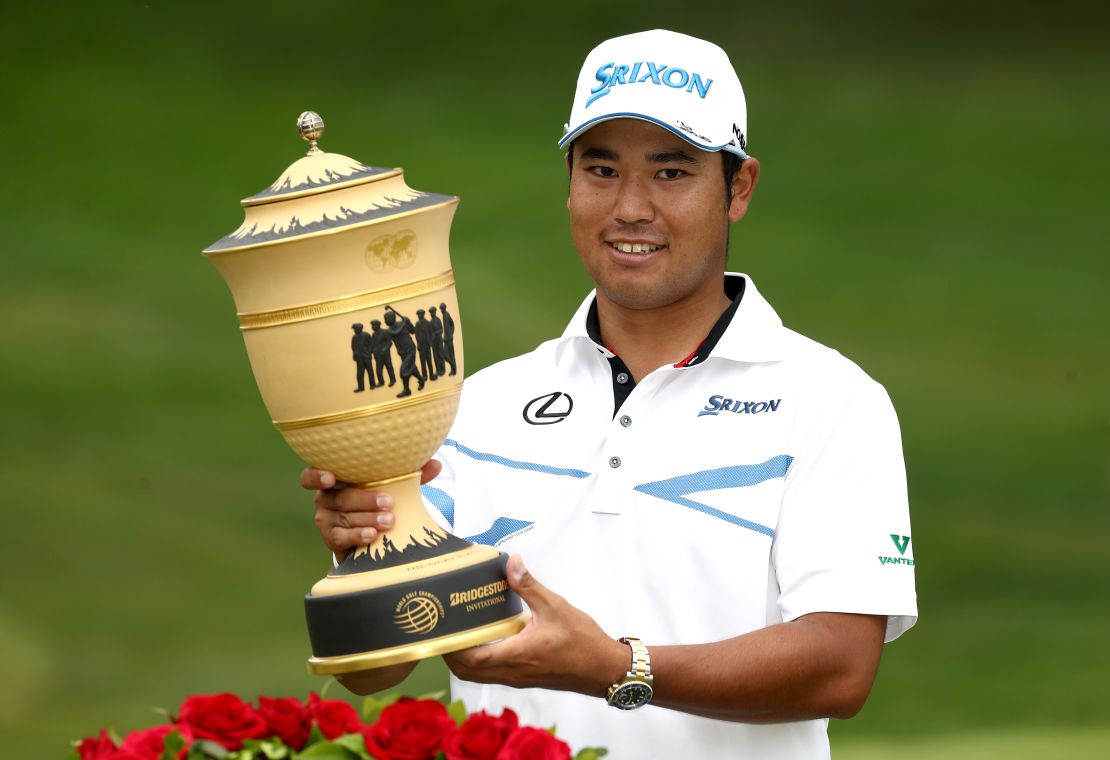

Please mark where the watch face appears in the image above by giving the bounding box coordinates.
[612,681,653,710]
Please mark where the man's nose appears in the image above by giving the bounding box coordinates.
[613,176,655,224]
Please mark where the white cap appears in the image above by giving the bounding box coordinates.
[558,29,748,157]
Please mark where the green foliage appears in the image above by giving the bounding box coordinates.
[359,692,402,725]
[162,730,190,760]
[574,749,609,760]
[190,740,230,758]
[291,745,360,760]
[445,699,468,727]
[294,736,367,760]
[330,734,371,758]
[234,738,295,760]
[304,726,327,748]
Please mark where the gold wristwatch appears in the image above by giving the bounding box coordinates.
[606,637,654,710]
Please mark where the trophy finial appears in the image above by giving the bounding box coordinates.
[296,111,325,156]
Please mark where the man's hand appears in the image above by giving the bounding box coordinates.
[444,556,886,723]
[336,661,419,696]
[301,460,443,557]
[444,555,629,697]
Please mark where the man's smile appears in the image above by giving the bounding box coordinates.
[606,240,667,257]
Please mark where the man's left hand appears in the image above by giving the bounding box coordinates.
[444,555,628,697]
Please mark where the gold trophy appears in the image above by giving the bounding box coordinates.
[204,112,527,675]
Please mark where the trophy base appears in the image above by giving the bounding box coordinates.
[306,611,531,674]
[304,552,528,674]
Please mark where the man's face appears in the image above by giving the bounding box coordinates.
[568,119,754,313]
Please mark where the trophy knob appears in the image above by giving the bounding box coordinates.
[296,111,325,155]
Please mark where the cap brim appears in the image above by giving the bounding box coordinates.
[558,112,747,158]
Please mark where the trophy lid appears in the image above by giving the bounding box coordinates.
[204,112,455,254]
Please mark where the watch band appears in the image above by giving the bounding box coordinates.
[621,636,651,680]
[606,636,654,710]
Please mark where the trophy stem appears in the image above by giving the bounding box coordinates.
[346,470,429,563]
[310,471,482,596]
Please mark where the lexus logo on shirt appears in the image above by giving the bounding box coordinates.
[523,391,574,425]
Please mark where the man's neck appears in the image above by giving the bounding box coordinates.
[595,287,732,382]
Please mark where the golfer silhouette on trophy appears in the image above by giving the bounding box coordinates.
[414,308,438,383]
[350,323,376,393]
[429,306,446,377]
[369,318,396,388]
[383,306,424,398]
[439,302,457,376]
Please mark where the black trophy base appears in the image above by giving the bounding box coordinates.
[305,552,528,674]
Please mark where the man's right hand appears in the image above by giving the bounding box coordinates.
[301,460,443,558]
[337,661,420,696]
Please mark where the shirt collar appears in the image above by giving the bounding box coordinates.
[557,273,788,364]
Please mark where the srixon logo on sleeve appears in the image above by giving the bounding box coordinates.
[698,396,782,418]
[587,61,714,107]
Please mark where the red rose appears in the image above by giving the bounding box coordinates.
[362,697,456,760]
[307,692,365,740]
[76,731,119,760]
[443,709,519,760]
[494,727,571,760]
[74,730,147,760]
[176,692,269,750]
[258,695,311,750]
[119,724,193,760]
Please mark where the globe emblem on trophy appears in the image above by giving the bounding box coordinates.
[393,592,443,635]
[365,230,418,272]
[203,112,527,676]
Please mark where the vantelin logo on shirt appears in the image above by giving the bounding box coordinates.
[698,396,782,418]
[878,534,915,567]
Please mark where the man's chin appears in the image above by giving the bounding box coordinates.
[598,283,677,312]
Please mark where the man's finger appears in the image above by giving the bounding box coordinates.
[327,526,379,553]
[419,459,443,484]
[333,488,394,513]
[300,468,337,490]
[335,510,395,531]
[505,554,554,613]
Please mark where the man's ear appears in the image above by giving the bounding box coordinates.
[728,157,760,222]
[566,150,574,209]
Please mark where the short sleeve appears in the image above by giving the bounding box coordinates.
[773,375,918,642]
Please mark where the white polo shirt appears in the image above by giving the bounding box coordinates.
[422,273,917,759]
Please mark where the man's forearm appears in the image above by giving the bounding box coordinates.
[646,612,886,723]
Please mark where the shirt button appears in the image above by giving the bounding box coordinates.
[619,415,632,427]
[609,456,622,469]
[616,372,630,385]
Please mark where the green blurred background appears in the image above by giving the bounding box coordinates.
[2,0,1107,757]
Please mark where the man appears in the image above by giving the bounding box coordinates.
[382,306,423,398]
[438,302,457,376]
[414,308,438,382]
[304,29,916,759]
[368,318,396,388]
[429,305,446,377]
[349,323,375,393]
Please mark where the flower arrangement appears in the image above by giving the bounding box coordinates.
[71,691,607,760]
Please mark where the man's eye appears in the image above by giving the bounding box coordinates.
[658,168,686,180]
[589,166,617,178]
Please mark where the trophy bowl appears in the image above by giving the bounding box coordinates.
[203,112,527,675]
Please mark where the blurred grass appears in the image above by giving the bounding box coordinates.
[835,726,1110,759]
[1,0,1107,756]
